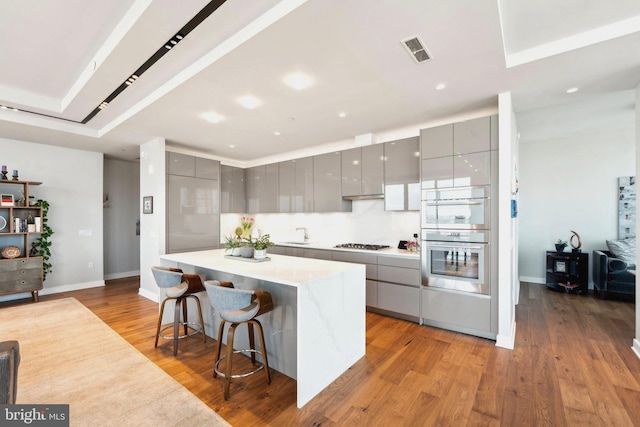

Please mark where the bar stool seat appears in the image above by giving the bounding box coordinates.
[204,280,274,400]
[151,266,206,356]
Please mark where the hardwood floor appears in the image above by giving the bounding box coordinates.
[5,278,639,426]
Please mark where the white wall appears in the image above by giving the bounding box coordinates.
[518,128,635,284]
[0,138,104,301]
[220,199,420,247]
[496,92,518,349]
[103,158,140,279]
[634,85,640,360]
[138,138,166,301]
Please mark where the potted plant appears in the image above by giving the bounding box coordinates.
[33,199,54,280]
[555,239,568,252]
[223,235,243,256]
[251,234,274,259]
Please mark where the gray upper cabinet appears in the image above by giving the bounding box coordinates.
[453,151,491,187]
[314,152,351,212]
[245,166,263,213]
[420,124,453,159]
[384,136,420,211]
[453,116,491,155]
[362,144,384,196]
[264,163,279,213]
[166,154,220,254]
[278,160,295,213]
[421,157,453,189]
[167,152,195,176]
[220,165,245,213]
[341,147,361,197]
[342,144,384,198]
[195,157,219,179]
[294,157,314,212]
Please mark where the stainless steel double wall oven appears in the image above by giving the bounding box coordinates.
[421,186,491,294]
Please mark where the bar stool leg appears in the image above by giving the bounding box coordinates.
[213,320,226,378]
[252,319,271,384]
[223,323,238,400]
[192,295,206,343]
[155,298,170,348]
[173,297,181,356]
[248,321,256,364]
[182,297,189,336]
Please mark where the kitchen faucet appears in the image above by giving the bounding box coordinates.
[296,227,309,241]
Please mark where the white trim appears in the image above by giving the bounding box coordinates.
[104,270,140,281]
[138,287,158,303]
[519,275,545,284]
[38,280,105,296]
[633,339,640,361]
[496,320,516,350]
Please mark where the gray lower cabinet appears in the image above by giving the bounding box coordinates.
[314,152,351,212]
[374,256,420,320]
[421,288,492,335]
[220,165,245,213]
[384,137,420,211]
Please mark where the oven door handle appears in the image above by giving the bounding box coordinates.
[426,242,485,250]
[424,200,483,206]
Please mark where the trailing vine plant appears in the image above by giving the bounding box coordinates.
[33,199,54,280]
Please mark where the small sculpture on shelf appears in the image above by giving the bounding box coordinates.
[11,169,18,181]
[30,242,38,257]
[1,165,7,180]
[570,230,582,253]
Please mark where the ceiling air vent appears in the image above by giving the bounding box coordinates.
[401,36,431,63]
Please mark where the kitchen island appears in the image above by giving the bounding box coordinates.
[160,249,366,408]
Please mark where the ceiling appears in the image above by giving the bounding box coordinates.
[0,0,639,165]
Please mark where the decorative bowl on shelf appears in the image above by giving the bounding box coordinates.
[2,246,21,259]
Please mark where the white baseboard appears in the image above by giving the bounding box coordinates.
[519,276,545,284]
[496,319,516,350]
[633,339,640,361]
[138,287,158,303]
[104,270,140,281]
[39,280,105,296]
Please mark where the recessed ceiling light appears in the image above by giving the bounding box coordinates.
[201,112,225,123]
[274,131,281,136]
[566,87,579,94]
[338,112,346,118]
[283,72,313,90]
[435,83,447,90]
[229,144,235,148]
[238,95,262,109]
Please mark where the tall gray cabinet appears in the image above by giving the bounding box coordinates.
[166,152,220,253]
[221,165,245,213]
[384,136,420,211]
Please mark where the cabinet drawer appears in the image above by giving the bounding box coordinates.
[377,282,419,316]
[2,268,41,281]
[377,265,420,287]
[0,258,42,272]
[0,278,43,294]
[303,249,332,260]
[366,280,378,308]
[331,251,377,264]
[377,255,419,269]
[421,288,491,333]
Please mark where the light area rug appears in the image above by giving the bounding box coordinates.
[0,297,230,427]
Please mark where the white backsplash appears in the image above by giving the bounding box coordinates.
[221,199,420,246]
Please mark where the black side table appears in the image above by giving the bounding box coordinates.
[545,251,588,294]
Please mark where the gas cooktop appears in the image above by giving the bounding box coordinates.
[334,243,390,251]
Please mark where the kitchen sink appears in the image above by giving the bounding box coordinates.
[281,241,314,245]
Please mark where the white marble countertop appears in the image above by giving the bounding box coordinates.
[275,241,420,259]
[161,249,364,287]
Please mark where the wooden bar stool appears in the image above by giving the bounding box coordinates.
[151,266,206,356]
[204,280,274,400]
